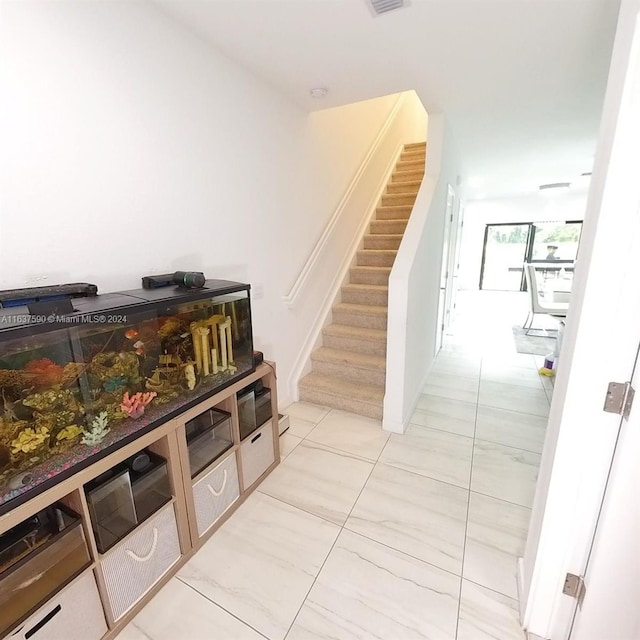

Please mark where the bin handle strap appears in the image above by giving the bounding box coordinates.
[207,469,228,497]
[126,527,158,562]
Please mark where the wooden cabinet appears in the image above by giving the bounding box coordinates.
[0,363,280,640]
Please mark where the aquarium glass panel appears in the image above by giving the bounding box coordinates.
[186,408,233,478]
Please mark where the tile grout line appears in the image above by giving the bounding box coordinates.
[453,350,483,640]
[409,418,544,457]
[282,419,390,640]
[407,418,545,456]
[262,485,472,584]
[176,577,271,640]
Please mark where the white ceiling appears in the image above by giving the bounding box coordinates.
[155,0,620,200]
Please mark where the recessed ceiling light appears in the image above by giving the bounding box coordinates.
[539,182,571,191]
[310,87,328,99]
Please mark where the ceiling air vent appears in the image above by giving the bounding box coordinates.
[368,0,406,16]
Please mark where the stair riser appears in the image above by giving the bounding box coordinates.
[370,220,407,234]
[311,360,386,387]
[299,387,383,420]
[364,236,402,250]
[392,170,424,183]
[395,160,425,172]
[381,194,416,207]
[400,151,425,162]
[349,268,391,285]
[357,251,396,267]
[386,182,420,195]
[323,333,386,356]
[404,142,427,152]
[376,207,411,220]
[332,309,387,330]
[342,287,388,306]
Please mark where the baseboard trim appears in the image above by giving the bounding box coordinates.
[517,557,527,624]
[382,356,433,434]
[517,558,551,640]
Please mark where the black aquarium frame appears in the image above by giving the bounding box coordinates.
[0,280,254,517]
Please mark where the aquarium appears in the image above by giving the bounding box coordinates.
[85,450,171,553]
[186,407,233,478]
[0,281,254,515]
[0,503,91,636]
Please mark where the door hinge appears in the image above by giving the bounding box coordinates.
[563,573,586,606]
[603,381,635,419]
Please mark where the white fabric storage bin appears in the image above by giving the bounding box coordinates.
[192,451,240,537]
[101,503,180,621]
[7,569,106,640]
[240,421,275,489]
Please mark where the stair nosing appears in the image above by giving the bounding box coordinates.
[388,180,423,186]
[334,302,388,315]
[365,234,404,239]
[312,347,386,368]
[350,266,392,271]
[323,324,387,341]
[343,283,388,291]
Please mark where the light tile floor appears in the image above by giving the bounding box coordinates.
[119,292,551,640]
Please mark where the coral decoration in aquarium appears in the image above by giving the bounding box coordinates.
[0,282,254,513]
[120,391,157,419]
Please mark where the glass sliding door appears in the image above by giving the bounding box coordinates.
[479,223,531,290]
[529,221,583,263]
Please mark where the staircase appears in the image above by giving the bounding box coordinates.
[298,142,426,420]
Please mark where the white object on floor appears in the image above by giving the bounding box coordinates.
[278,412,290,435]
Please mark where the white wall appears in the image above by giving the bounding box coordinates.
[458,190,589,291]
[0,0,403,408]
[383,114,462,433]
[522,0,640,637]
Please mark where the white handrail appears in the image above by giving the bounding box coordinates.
[282,93,406,309]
